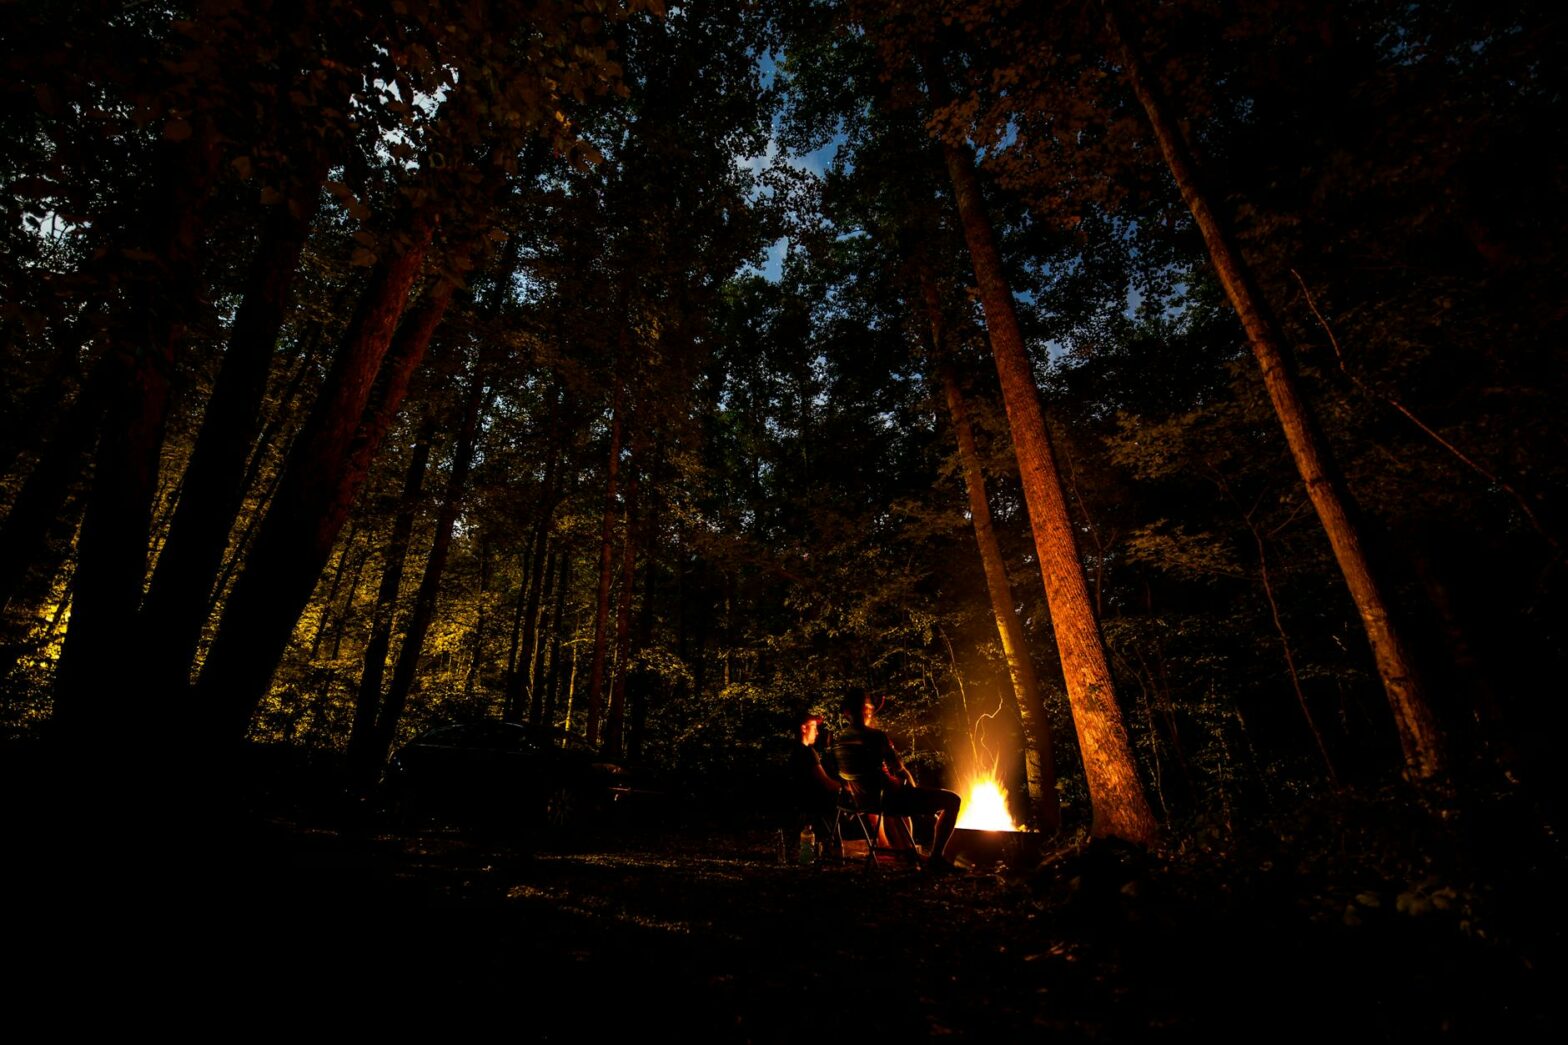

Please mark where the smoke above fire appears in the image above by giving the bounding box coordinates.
[949,691,1026,833]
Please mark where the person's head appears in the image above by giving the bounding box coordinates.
[797,710,823,745]
[839,687,879,727]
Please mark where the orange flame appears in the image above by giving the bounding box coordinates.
[955,770,1022,832]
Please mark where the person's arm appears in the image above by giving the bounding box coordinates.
[810,761,842,794]
[878,732,915,787]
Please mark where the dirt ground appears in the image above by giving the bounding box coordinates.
[6,768,1558,1039]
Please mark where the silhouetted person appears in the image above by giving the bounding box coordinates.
[782,708,843,864]
[833,687,962,872]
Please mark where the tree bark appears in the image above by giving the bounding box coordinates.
[137,163,329,692]
[930,323,1061,831]
[367,364,489,770]
[52,122,220,746]
[1102,0,1444,780]
[604,449,639,759]
[526,544,558,725]
[502,546,532,723]
[940,135,1157,845]
[520,416,566,724]
[585,383,623,747]
[0,358,110,617]
[191,213,436,739]
[346,416,434,775]
[543,550,572,729]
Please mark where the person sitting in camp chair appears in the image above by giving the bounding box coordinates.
[832,687,962,873]
[781,708,844,865]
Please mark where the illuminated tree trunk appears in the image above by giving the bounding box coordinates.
[192,214,436,739]
[941,139,1157,845]
[931,332,1061,832]
[1103,0,1445,780]
[585,382,623,746]
[368,364,488,770]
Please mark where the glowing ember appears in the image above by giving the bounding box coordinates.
[955,772,1021,832]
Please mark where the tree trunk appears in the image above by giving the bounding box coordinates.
[526,544,558,725]
[137,164,328,692]
[308,520,361,660]
[521,421,566,724]
[940,136,1157,845]
[604,449,639,759]
[1102,0,1444,780]
[191,213,436,739]
[502,546,532,723]
[930,323,1061,832]
[347,416,434,776]
[52,123,220,746]
[543,550,572,729]
[367,366,489,770]
[585,383,623,746]
[463,536,492,704]
[0,359,110,616]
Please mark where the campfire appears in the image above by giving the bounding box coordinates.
[954,768,1024,832]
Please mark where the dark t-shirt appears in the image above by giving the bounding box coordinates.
[833,723,899,798]
[785,741,837,808]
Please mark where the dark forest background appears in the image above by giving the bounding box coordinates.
[2,0,1564,848]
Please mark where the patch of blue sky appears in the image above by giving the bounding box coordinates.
[735,50,851,283]
[974,120,1019,163]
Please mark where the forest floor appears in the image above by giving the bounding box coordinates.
[7,757,1561,1040]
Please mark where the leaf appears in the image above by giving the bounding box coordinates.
[350,247,377,267]
[231,156,253,180]
[163,118,193,142]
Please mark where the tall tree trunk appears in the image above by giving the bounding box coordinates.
[502,546,532,723]
[520,419,565,724]
[604,449,639,758]
[346,416,434,775]
[191,213,436,740]
[929,318,1061,832]
[137,164,329,692]
[543,550,572,729]
[0,488,86,684]
[308,520,361,660]
[628,463,660,763]
[52,122,220,745]
[939,135,1157,845]
[585,383,623,746]
[464,536,492,704]
[0,361,109,616]
[1102,0,1444,780]
[367,366,488,770]
[526,544,559,725]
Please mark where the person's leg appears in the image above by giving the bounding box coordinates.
[927,788,962,861]
[887,785,962,864]
[879,788,925,864]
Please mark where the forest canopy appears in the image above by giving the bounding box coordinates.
[2,0,1563,844]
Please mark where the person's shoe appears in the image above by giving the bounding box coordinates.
[923,854,964,875]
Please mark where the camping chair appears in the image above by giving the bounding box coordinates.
[834,771,918,871]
